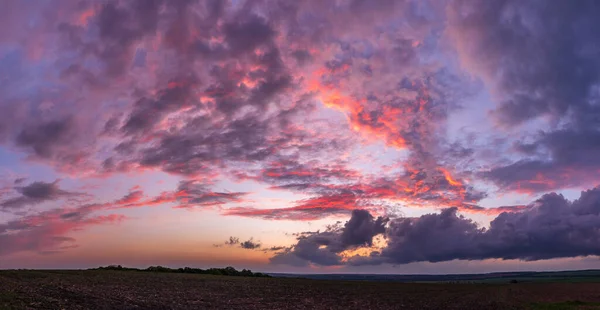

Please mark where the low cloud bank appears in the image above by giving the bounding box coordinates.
[271,187,600,266]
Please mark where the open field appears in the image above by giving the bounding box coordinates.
[274,269,600,284]
[2,270,600,309]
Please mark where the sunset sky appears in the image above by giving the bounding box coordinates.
[1,0,600,273]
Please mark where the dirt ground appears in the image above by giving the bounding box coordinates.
[1,270,600,309]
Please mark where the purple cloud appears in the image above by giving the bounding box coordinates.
[274,187,600,266]
[1,180,89,211]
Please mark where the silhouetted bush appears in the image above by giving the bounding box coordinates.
[146,266,172,273]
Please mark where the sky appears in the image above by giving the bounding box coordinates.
[1,0,600,274]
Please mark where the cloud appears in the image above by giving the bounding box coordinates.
[4,0,600,267]
[15,118,84,161]
[0,0,480,224]
[0,178,251,257]
[0,182,222,256]
[381,188,600,264]
[121,83,195,136]
[340,209,388,248]
[224,192,364,221]
[264,246,288,252]
[100,180,247,210]
[448,0,600,127]
[222,15,276,56]
[0,208,125,256]
[113,190,144,205]
[484,129,600,193]
[224,166,508,221]
[57,0,162,79]
[252,159,361,185]
[273,187,600,266]
[270,209,388,266]
[240,238,262,250]
[1,180,89,210]
[172,180,247,209]
[448,0,600,193]
[217,236,261,250]
[225,236,240,246]
[0,0,437,175]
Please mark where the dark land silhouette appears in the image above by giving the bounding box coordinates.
[2,268,600,309]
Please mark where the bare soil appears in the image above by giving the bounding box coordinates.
[1,270,600,309]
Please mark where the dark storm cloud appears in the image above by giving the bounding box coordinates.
[340,209,388,248]
[379,207,483,264]
[271,232,343,266]
[273,187,600,266]
[270,209,388,266]
[381,189,600,264]
[0,180,88,210]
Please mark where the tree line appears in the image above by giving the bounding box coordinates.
[91,265,271,277]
